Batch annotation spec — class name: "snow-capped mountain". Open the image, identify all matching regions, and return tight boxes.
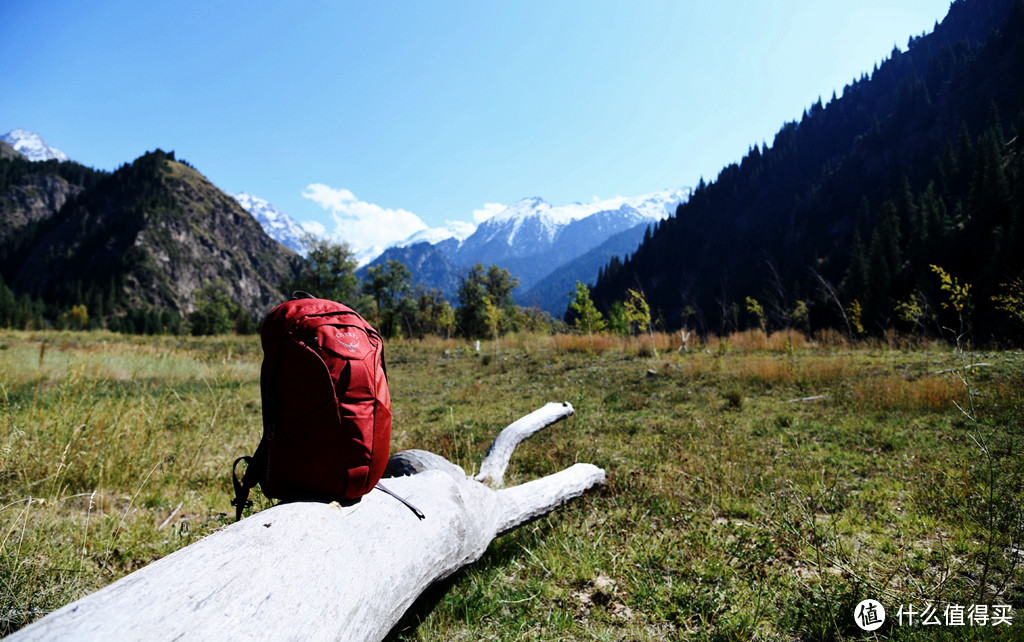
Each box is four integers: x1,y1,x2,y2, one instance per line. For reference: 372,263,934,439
472,197,565,248
362,186,689,311
387,187,688,255
395,220,475,248
232,192,309,256
464,197,563,257
1,128,70,162
353,244,386,268
454,187,688,265
604,187,691,220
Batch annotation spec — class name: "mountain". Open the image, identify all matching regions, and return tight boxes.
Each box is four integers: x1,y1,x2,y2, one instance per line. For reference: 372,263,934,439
451,199,644,295
233,191,309,256
0,139,22,160
1,149,302,329
520,220,653,311
0,151,101,252
394,221,476,248
365,239,463,298
591,0,1024,340
452,189,687,264
361,187,687,312
1,129,70,162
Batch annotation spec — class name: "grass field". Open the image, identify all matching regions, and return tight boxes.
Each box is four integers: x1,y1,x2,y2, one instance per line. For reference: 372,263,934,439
0,329,1021,639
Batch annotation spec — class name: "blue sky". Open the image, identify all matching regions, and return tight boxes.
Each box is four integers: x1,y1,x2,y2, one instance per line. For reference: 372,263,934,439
2,1,953,256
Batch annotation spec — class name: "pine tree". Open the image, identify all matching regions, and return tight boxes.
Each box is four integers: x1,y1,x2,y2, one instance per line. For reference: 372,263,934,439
841,229,868,304
865,202,901,328
568,281,606,351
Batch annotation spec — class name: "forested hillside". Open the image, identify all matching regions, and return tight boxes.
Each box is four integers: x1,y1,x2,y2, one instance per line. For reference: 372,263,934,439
0,150,301,332
592,0,1024,342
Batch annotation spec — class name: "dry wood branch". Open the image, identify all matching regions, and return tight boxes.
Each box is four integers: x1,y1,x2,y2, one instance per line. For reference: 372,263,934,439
787,394,830,403
11,402,604,642
474,401,574,488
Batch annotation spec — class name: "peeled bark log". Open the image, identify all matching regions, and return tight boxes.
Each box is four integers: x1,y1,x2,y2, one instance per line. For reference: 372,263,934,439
474,401,575,488
10,402,604,642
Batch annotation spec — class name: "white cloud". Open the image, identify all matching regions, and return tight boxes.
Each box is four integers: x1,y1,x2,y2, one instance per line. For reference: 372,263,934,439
472,202,506,223
301,183,428,261
300,220,326,236
302,184,357,211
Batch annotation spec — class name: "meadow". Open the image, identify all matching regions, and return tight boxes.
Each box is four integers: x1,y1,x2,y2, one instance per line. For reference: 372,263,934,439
0,328,1021,640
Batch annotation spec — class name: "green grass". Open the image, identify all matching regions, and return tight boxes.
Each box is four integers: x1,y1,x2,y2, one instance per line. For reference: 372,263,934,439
1,329,1022,639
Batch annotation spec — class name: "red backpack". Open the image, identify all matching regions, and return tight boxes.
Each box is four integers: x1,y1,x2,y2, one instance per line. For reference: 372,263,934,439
232,293,403,520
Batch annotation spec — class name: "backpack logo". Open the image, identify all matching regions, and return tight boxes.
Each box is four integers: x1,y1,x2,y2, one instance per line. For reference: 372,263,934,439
336,331,360,352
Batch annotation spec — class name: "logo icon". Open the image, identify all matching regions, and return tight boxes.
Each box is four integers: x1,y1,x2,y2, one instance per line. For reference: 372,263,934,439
335,331,360,352
855,599,886,631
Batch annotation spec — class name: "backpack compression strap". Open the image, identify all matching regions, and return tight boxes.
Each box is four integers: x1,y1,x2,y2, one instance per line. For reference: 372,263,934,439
231,456,256,522
231,459,424,521
376,482,426,519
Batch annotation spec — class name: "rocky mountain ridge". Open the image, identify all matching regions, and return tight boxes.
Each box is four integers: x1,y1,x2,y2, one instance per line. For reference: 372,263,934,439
232,191,309,256
1,149,301,328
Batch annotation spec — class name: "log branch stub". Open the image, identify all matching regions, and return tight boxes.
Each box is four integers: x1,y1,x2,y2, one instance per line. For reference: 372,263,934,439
384,448,465,479
496,463,605,535
474,401,575,488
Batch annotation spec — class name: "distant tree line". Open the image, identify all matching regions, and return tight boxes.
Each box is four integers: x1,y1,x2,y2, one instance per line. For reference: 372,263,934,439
282,235,560,340
0,271,187,334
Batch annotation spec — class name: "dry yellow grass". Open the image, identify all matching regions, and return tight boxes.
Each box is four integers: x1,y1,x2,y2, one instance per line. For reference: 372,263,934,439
547,331,690,355
851,372,962,411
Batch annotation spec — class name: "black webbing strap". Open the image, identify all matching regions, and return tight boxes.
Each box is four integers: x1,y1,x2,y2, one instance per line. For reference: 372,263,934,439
376,482,426,520
231,456,255,521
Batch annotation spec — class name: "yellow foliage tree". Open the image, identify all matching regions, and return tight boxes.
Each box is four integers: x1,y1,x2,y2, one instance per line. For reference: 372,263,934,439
992,275,1024,325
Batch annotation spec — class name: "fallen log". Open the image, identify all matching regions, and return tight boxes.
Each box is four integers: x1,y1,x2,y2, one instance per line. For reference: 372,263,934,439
787,394,830,403
10,401,604,642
